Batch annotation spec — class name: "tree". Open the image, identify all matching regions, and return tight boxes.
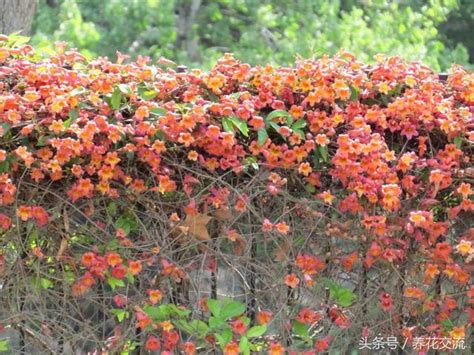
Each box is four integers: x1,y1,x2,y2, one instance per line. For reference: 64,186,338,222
0,0,37,35
30,0,472,70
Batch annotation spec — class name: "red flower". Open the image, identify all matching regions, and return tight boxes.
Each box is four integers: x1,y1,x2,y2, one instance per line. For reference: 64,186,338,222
145,335,161,351
111,264,127,279
231,319,247,335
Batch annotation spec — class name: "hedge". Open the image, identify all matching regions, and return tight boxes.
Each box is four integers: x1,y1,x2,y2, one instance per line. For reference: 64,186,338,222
0,35,473,354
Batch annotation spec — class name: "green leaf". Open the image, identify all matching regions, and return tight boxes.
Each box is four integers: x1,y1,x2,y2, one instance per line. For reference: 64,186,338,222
189,320,209,337
293,129,305,139
228,116,249,137
107,277,125,290
143,304,191,321
0,123,11,137
244,156,259,170
64,109,78,128
64,271,75,284
240,317,250,326
257,128,268,146
118,84,132,95
441,319,454,330
292,119,307,130
0,339,8,352
454,136,462,148
126,272,134,283
111,309,128,322
268,121,281,133
111,88,122,110
174,320,194,334
292,321,309,338
246,324,267,338
209,316,226,329
0,160,11,173
239,336,250,355
222,117,235,134
175,320,208,338
137,84,157,100
37,135,51,147
40,278,53,289
70,87,86,96
318,145,328,163
163,304,190,317
106,202,117,216
350,85,360,101
325,278,355,307
7,32,30,47
144,305,166,321
150,108,167,117
215,327,232,348
207,299,221,318
266,110,292,123
336,288,356,307
115,214,137,235
220,301,246,320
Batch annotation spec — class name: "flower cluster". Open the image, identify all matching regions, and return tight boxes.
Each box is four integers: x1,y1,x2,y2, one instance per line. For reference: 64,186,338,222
0,36,472,353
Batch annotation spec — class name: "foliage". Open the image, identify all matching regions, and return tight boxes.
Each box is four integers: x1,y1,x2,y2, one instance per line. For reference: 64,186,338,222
31,0,471,71
0,34,473,353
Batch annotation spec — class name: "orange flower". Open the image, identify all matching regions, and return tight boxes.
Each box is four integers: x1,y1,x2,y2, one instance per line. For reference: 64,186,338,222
249,116,265,129
378,81,390,94
298,162,312,176
333,79,350,100
48,120,65,134
187,150,199,161
256,310,273,325
135,105,149,120
262,219,273,232
424,263,440,280
275,222,290,234
318,190,335,205
269,342,285,355
106,252,122,267
409,211,427,227
404,287,425,299
381,184,401,212
289,105,304,119
455,240,472,256
299,78,312,92
128,260,142,275
16,205,32,221
315,134,330,146
449,326,465,340
223,341,239,355
104,152,121,166
81,252,96,267
206,125,221,140
144,335,160,351
178,132,195,146
231,319,247,335
314,336,332,352
284,273,300,288
404,75,417,87
457,182,472,199
148,289,163,304
182,342,196,355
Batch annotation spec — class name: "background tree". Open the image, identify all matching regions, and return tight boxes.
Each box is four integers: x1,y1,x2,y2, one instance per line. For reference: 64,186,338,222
0,0,37,35
30,0,472,71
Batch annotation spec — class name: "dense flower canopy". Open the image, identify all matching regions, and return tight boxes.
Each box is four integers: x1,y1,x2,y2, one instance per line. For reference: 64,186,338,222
0,35,473,353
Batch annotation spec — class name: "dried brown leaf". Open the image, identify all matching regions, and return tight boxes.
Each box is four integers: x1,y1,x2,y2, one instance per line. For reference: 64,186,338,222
181,213,212,241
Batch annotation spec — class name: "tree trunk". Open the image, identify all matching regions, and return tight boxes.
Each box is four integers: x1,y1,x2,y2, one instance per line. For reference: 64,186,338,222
174,0,202,63
0,0,37,36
